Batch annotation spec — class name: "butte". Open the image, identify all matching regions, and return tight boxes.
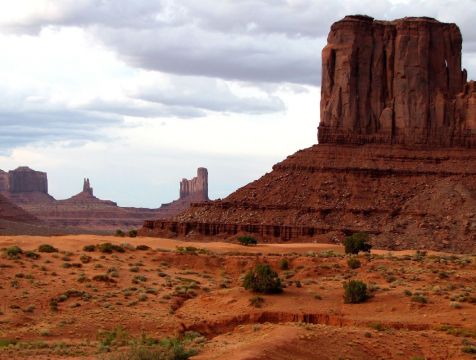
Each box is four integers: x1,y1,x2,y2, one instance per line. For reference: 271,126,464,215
140,16,476,253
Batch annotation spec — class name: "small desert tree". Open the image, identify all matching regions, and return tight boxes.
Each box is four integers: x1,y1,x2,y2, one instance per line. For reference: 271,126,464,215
243,263,282,294
344,232,372,255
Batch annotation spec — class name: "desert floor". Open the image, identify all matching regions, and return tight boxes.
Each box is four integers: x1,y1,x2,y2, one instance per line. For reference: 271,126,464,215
0,235,475,359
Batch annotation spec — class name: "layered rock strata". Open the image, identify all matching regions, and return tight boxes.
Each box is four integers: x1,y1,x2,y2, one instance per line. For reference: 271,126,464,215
141,16,476,253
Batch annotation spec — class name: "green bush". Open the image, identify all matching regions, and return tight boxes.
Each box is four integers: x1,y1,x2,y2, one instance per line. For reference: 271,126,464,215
38,244,58,253
344,232,372,255
243,263,282,294
347,257,361,269
115,229,126,237
129,229,138,238
279,258,289,270
25,251,40,260
238,236,258,246
343,280,368,303
98,243,125,254
4,246,23,259
83,244,96,252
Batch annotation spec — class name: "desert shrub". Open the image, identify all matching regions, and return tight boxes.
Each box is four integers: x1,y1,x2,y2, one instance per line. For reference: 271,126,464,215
83,245,96,252
462,345,476,354
128,229,138,238
24,251,40,260
97,326,130,352
93,274,116,283
343,280,369,303
279,258,289,270
175,246,209,255
344,232,372,255
411,294,428,304
136,244,150,251
115,229,126,237
347,257,361,269
80,254,92,264
4,246,23,259
98,243,125,254
238,236,258,246
243,263,282,294
38,244,58,253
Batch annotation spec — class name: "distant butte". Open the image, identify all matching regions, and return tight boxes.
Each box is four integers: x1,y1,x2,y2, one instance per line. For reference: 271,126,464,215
141,16,476,253
1,167,209,232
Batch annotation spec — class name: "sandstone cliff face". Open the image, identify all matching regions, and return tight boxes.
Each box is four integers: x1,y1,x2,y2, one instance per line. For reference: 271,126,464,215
0,170,8,192
180,168,209,201
8,167,48,193
319,15,476,147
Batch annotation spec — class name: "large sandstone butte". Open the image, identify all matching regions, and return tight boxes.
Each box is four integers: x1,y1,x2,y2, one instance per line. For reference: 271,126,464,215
319,15,476,146
1,167,209,232
141,16,476,253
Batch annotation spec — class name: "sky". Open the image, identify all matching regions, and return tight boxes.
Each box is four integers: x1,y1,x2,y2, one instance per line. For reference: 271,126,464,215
0,0,475,207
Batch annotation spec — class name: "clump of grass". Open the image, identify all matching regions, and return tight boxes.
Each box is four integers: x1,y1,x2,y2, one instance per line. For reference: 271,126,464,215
136,244,150,251
38,244,58,253
80,254,92,263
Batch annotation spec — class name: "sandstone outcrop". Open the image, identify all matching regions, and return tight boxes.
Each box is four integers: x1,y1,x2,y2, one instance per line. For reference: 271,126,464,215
141,16,476,253
180,168,209,202
8,167,48,193
319,15,476,147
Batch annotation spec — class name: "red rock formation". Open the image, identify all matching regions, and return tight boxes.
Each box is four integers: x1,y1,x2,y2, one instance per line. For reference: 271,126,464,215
8,166,48,193
83,178,93,196
319,15,476,147
0,193,38,224
140,16,476,253
2,168,209,232
180,168,209,201
0,170,8,192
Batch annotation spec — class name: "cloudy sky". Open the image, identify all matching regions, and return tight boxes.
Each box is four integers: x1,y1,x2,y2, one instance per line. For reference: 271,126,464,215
0,0,475,207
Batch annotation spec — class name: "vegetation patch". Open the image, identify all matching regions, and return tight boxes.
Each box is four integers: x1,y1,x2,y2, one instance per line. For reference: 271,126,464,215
238,236,258,246
343,280,369,303
343,232,372,255
38,244,58,253
243,263,282,294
